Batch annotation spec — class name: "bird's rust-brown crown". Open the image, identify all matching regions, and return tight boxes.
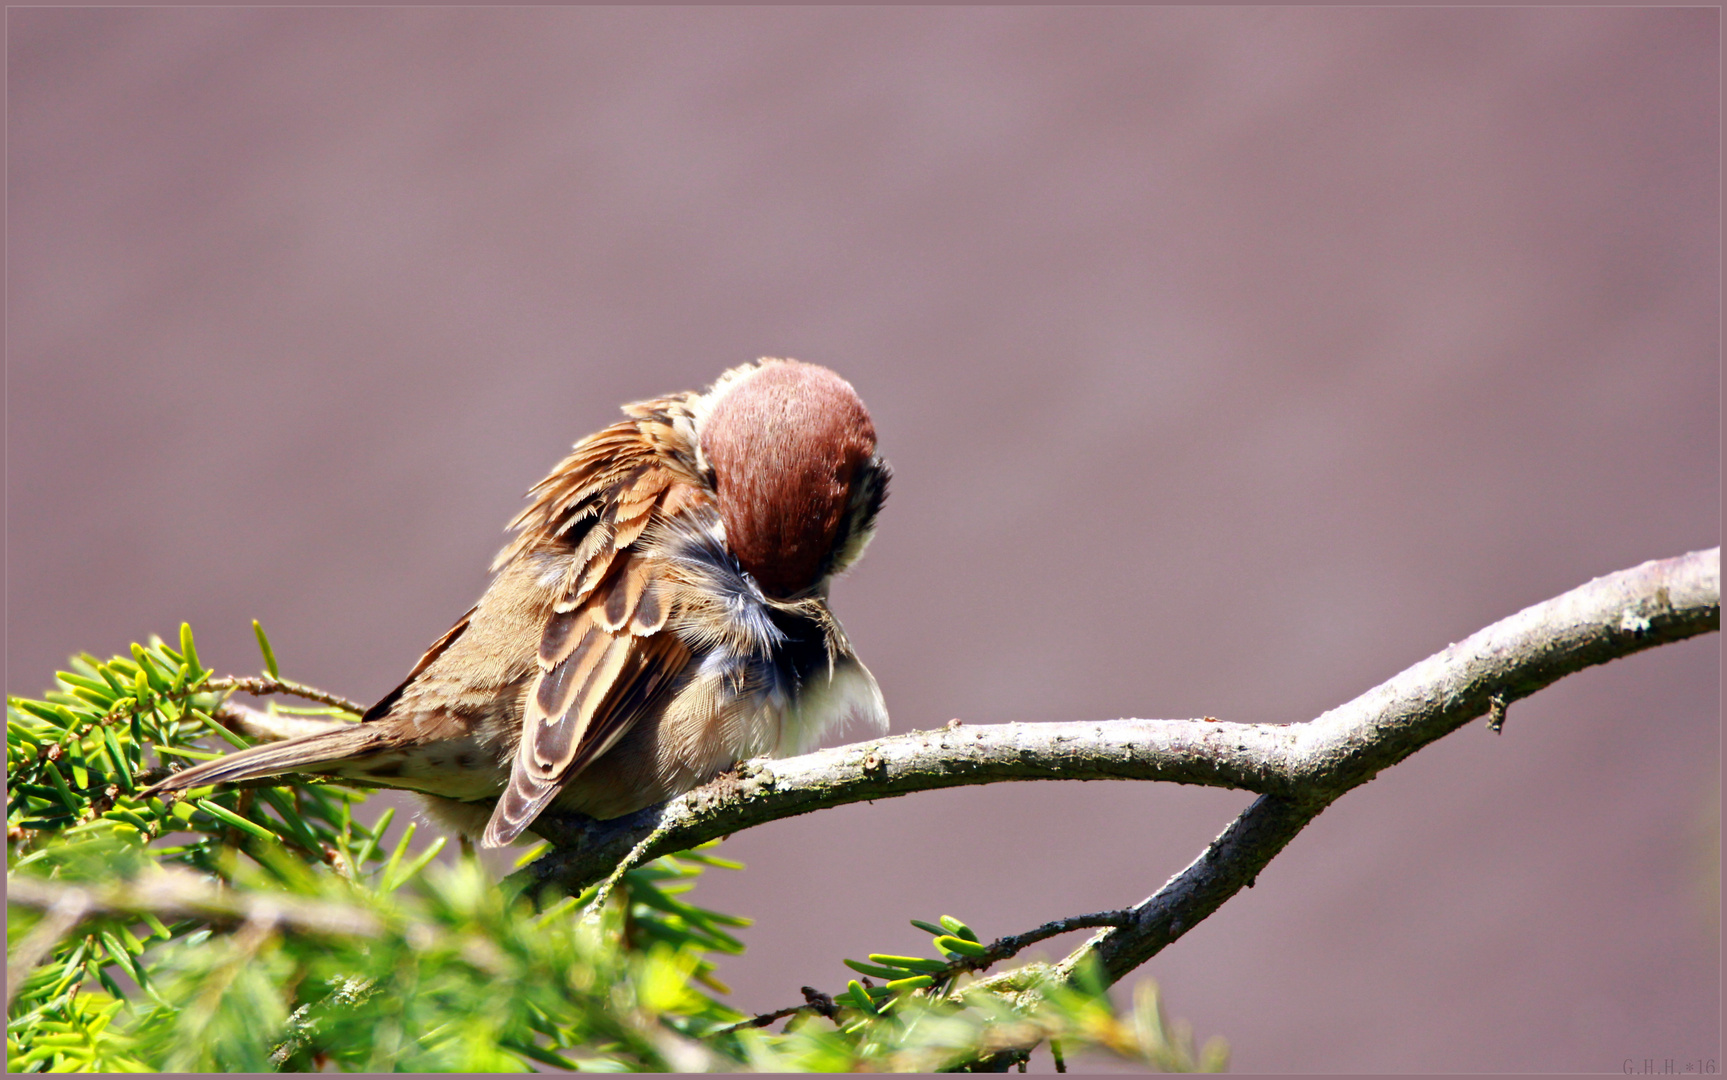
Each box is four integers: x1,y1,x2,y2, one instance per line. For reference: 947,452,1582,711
699,360,879,598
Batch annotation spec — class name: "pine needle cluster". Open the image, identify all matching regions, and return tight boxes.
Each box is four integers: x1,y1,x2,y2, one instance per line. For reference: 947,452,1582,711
8,624,1224,1072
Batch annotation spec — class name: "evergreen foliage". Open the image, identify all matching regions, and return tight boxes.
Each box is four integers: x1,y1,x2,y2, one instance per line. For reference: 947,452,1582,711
8,624,1226,1072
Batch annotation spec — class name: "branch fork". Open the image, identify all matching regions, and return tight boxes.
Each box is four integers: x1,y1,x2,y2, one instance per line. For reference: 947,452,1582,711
516,548,1718,993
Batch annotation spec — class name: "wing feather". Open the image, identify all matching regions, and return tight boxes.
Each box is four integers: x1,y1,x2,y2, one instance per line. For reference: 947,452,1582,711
538,606,589,667
631,580,668,635
482,399,707,847
527,635,634,773
610,507,655,555
485,579,687,846
533,626,604,723
555,522,618,612
598,559,651,633
562,632,687,777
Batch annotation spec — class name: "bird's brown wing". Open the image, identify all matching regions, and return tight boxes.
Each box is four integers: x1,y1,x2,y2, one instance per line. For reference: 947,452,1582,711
483,419,700,848
484,555,686,847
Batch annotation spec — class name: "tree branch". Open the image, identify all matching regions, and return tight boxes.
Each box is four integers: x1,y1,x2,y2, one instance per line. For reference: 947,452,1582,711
515,548,1719,919
1041,793,1315,988
1038,545,1720,987
206,676,367,715
10,550,1714,1046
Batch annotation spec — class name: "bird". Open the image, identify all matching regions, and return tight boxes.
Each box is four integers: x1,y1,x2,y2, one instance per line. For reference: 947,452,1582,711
142,358,891,848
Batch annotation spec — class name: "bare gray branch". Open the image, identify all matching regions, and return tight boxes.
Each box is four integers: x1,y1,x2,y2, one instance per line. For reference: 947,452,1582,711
517,548,1719,940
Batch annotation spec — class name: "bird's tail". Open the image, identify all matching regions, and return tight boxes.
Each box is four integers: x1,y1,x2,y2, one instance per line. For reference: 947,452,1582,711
141,724,386,798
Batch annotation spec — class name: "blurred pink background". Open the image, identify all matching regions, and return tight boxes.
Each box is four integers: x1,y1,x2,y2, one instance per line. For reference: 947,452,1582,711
8,7,1719,1072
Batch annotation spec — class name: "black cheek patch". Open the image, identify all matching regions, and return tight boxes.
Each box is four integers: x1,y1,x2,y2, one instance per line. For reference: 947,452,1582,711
764,605,833,694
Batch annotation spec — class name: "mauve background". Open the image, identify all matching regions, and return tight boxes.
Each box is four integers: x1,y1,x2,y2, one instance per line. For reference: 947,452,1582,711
7,7,1719,1072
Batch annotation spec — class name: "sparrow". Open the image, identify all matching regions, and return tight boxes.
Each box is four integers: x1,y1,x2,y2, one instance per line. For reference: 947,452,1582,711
143,358,891,847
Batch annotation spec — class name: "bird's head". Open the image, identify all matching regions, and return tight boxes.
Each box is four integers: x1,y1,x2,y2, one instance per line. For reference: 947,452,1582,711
697,359,890,599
